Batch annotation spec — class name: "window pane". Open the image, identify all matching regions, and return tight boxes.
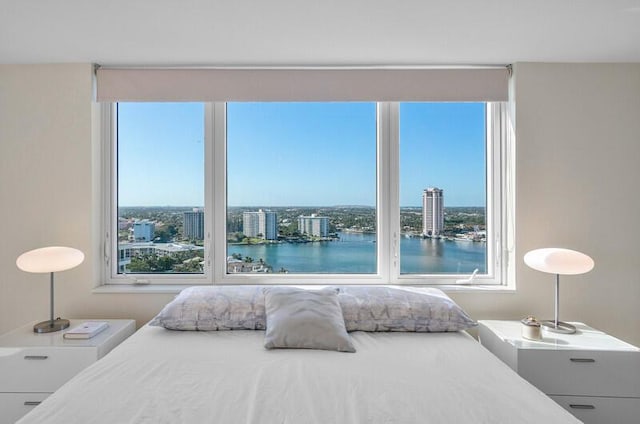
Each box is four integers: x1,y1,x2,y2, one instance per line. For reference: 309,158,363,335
226,102,377,274
399,103,487,274
116,103,205,274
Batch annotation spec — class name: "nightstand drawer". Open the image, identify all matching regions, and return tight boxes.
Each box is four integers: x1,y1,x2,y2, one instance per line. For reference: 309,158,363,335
0,392,50,424
0,347,95,392
519,349,640,397
550,395,640,424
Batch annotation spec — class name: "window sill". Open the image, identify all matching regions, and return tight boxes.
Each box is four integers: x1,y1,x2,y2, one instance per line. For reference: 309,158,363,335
92,284,198,294
92,282,516,295
437,284,515,293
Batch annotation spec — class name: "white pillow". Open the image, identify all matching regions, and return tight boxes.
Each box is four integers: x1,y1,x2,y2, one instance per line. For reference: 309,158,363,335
336,286,477,332
263,287,356,353
149,286,265,330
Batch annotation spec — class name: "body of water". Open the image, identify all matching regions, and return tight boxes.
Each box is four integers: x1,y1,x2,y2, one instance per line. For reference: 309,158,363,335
228,232,486,274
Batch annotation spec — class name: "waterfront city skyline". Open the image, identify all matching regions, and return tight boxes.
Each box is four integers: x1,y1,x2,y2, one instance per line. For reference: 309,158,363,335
118,205,487,275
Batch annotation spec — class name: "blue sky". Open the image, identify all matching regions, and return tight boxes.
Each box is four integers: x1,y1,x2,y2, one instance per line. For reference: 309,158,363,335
118,102,485,207
118,103,205,207
400,102,486,207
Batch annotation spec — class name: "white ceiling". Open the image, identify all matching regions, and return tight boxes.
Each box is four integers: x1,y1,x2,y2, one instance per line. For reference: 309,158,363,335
2,0,639,66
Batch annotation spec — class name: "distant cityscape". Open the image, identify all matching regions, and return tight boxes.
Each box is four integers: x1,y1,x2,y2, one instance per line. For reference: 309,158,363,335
117,188,486,274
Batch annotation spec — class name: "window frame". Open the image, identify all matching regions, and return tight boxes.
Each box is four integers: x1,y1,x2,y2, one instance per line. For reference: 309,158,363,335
101,103,212,285
394,102,503,285
101,101,509,286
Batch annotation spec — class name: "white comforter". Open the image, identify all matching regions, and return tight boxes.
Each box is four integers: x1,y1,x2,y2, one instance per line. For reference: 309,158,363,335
19,326,579,424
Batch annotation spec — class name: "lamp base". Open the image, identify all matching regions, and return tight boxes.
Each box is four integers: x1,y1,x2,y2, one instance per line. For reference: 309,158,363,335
541,320,576,334
33,318,70,333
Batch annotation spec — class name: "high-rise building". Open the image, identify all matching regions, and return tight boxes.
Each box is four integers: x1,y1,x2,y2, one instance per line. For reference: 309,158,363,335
133,220,155,242
243,209,277,240
243,212,260,238
298,214,329,237
422,188,444,236
183,208,205,240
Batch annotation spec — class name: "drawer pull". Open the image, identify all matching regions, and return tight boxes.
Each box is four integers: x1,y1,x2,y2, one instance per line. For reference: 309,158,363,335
569,358,595,363
24,355,49,360
24,401,42,406
569,404,595,410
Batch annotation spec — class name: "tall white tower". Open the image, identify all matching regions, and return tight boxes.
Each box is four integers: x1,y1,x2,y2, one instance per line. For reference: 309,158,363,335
422,188,444,236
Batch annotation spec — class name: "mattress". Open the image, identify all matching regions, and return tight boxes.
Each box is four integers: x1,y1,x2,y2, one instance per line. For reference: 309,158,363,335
18,325,579,424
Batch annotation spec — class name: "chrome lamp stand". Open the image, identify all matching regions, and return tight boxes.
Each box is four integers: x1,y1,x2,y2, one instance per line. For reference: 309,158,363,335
33,271,70,333
540,273,576,334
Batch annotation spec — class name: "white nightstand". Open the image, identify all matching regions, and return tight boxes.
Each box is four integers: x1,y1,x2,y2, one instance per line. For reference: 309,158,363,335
478,320,640,424
0,319,135,424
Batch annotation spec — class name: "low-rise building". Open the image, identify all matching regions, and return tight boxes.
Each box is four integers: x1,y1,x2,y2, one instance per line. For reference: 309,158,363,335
132,220,155,241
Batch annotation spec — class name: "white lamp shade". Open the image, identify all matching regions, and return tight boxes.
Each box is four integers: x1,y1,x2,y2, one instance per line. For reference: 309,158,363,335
524,248,594,275
16,246,85,273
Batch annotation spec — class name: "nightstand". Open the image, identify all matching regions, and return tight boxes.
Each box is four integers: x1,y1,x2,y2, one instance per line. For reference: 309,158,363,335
478,320,640,424
0,319,135,424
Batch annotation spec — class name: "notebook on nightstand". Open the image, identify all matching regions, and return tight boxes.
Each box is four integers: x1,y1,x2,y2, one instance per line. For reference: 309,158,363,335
63,321,109,339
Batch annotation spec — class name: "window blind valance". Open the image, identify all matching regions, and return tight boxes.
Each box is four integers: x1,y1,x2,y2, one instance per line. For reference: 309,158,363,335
95,67,509,102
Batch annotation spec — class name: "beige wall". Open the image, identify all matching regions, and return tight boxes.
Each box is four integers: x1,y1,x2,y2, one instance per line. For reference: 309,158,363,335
1,63,639,345
453,63,640,345
0,64,171,332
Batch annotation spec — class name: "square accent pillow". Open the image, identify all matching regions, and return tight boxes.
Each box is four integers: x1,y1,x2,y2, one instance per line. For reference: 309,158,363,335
264,287,356,353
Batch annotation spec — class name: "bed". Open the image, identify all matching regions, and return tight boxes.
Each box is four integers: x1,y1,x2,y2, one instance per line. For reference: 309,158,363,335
17,286,580,424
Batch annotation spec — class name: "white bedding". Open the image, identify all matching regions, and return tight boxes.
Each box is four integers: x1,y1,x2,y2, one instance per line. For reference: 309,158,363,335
19,326,579,424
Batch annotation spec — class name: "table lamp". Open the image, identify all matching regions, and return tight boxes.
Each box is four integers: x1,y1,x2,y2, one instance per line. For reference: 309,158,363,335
16,246,85,333
524,247,594,334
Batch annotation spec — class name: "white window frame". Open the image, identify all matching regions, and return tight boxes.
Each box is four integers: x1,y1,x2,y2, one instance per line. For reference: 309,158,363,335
101,103,212,285
394,102,504,285
101,102,509,286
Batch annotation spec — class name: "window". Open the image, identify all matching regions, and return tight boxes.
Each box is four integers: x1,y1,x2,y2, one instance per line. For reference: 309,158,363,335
399,103,488,276
104,101,508,285
225,102,377,274
108,103,207,280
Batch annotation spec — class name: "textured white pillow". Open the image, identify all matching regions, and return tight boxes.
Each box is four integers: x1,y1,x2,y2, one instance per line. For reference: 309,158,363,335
264,287,356,353
337,286,477,332
149,286,266,330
